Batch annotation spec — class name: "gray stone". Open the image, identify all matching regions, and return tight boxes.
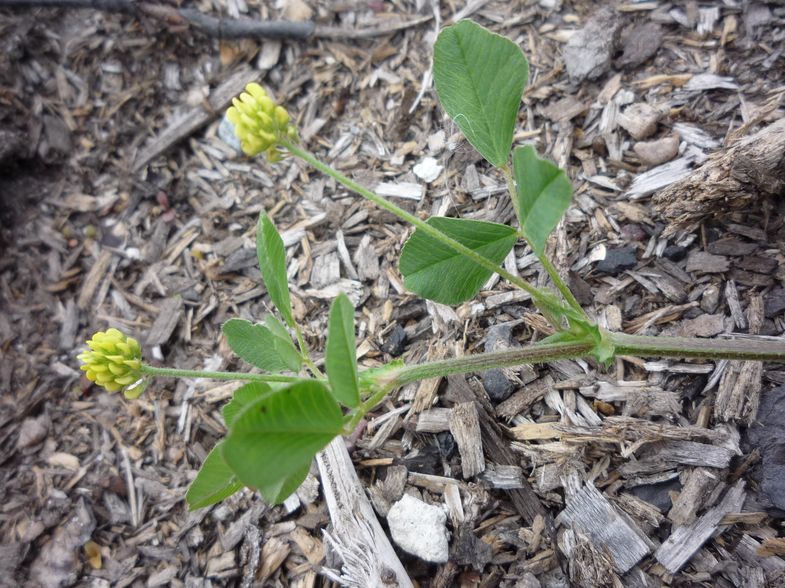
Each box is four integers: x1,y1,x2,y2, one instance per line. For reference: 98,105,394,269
482,369,515,403
484,323,513,352
596,246,637,275
616,22,663,69
563,8,621,82
482,323,517,402
387,494,449,563
634,135,680,166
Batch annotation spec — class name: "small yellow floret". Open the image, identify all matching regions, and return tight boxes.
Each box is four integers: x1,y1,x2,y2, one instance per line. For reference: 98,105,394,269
225,82,298,160
78,328,144,396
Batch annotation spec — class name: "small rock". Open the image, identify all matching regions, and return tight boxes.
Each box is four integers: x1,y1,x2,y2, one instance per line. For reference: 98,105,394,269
618,103,664,140
381,324,407,357
482,324,516,403
595,246,637,275
616,22,663,69
563,7,621,82
700,283,721,313
412,157,443,183
17,413,50,449
387,494,449,563
427,130,446,153
484,323,513,351
482,369,515,403
633,135,680,166
662,245,687,262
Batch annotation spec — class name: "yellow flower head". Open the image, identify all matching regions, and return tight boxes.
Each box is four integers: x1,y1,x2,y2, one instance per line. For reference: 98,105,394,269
226,82,298,160
78,329,144,395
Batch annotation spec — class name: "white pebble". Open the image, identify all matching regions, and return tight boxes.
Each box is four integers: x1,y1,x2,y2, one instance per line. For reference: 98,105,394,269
412,157,443,183
387,494,449,563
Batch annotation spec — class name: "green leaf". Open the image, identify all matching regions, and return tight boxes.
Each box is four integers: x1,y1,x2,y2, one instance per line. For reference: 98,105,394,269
325,293,360,408
222,318,302,373
433,20,529,167
512,145,573,257
399,217,517,305
222,381,342,495
222,382,272,427
258,462,310,504
265,314,292,343
186,441,243,510
257,213,295,327
263,314,303,370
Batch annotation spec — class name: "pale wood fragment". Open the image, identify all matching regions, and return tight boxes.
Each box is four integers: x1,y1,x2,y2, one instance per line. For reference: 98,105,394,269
317,438,412,588
595,380,681,417
480,463,524,490
145,297,184,346
508,422,559,441
556,478,652,573
668,467,721,525
653,118,785,235
414,408,451,433
449,402,485,479
77,250,113,309
714,295,764,424
735,534,785,578
494,376,552,421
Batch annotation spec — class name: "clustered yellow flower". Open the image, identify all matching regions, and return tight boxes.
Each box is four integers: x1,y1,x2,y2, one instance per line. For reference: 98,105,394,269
77,329,143,395
226,82,298,161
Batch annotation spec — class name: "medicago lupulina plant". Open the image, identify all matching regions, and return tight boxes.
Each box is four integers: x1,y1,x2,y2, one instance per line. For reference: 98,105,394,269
79,21,785,509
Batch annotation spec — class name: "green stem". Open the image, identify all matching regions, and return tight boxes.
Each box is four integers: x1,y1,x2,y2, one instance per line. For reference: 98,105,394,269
343,382,396,434
501,165,587,320
343,339,595,432
294,324,323,377
387,340,595,386
610,333,785,362
282,140,558,315
539,255,587,319
140,365,305,384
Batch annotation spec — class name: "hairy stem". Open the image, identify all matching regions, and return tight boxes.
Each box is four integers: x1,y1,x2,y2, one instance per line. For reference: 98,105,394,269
610,333,785,362
293,324,323,377
141,365,305,383
387,340,595,386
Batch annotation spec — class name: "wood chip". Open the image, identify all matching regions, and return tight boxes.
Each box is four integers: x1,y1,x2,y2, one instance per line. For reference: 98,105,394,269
449,402,485,479
557,478,652,573
655,480,746,574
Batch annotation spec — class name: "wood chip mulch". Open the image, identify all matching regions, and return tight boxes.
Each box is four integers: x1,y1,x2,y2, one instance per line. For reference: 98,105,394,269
2,1,785,586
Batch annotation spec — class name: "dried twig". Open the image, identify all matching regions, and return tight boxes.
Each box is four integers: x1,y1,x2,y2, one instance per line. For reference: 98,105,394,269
0,0,431,40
